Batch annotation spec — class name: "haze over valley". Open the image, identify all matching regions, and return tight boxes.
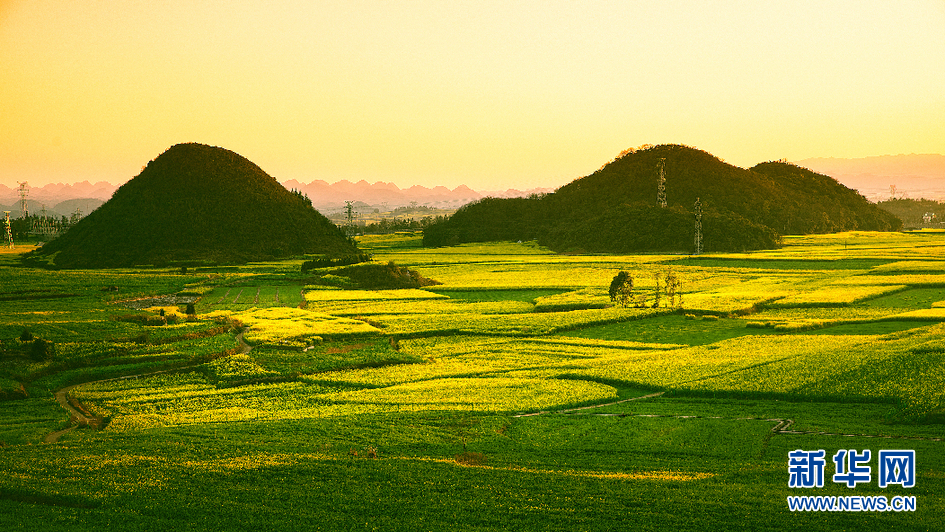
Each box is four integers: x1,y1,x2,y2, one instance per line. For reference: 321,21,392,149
3,152,942,223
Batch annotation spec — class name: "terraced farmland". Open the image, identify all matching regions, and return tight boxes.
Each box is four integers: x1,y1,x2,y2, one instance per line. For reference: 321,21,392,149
1,231,943,531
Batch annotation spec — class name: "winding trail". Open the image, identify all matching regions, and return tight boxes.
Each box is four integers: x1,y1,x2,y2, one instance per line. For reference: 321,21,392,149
43,384,94,443
43,332,250,444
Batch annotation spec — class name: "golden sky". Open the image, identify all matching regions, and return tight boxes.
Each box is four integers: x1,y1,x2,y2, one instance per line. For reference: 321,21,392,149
2,0,943,190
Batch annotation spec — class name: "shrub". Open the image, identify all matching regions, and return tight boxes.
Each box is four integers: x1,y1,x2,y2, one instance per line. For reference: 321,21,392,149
301,253,371,273
30,338,55,361
323,262,440,290
19,329,34,342
609,271,633,308
454,451,487,466
110,313,150,324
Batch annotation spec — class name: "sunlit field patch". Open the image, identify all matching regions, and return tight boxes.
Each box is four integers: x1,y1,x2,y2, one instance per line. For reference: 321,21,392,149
208,307,380,347
870,260,945,274
533,287,610,312
374,306,668,336
195,284,305,311
302,298,535,317
302,289,448,302
557,314,770,346
765,284,908,308
331,377,617,414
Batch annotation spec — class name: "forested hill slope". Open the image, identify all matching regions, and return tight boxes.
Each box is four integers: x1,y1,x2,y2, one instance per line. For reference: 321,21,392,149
423,144,901,253
32,143,358,268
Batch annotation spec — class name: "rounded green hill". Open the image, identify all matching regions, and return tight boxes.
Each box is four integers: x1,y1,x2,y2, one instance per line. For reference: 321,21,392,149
424,144,902,252
34,143,358,268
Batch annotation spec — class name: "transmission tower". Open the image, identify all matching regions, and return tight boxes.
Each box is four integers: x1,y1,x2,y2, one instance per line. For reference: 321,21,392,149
3,211,13,249
33,205,58,238
344,201,355,223
17,182,29,217
693,197,703,255
343,200,357,237
657,158,667,208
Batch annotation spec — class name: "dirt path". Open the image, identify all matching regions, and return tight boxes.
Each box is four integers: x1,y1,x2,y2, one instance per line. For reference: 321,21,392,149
43,383,94,443
43,332,250,444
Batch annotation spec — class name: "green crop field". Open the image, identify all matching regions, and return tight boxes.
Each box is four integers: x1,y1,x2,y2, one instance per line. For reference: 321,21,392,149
1,231,944,531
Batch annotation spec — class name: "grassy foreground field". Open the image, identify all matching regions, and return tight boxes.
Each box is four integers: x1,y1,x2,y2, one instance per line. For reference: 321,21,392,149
1,231,944,531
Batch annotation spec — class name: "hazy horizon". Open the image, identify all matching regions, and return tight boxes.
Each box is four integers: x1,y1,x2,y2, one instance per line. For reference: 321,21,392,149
3,1,943,190
3,151,943,194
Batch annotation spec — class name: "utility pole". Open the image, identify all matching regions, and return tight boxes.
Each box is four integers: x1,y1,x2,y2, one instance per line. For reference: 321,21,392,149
17,182,29,217
693,197,703,255
3,211,13,248
657,158,667,208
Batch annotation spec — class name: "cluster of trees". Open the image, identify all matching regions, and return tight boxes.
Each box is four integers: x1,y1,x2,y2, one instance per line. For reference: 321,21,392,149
0,329,56,362
423,197,543,247
300,253,371,273
361,216,447,235
5,214,81,242
609,270,682,309
877,198,944,227
423,193,779,253
423,145,900,253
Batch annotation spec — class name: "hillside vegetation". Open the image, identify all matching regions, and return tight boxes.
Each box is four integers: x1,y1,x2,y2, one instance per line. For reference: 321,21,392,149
877,198,944,227
31,143,358,268
424,145,901,252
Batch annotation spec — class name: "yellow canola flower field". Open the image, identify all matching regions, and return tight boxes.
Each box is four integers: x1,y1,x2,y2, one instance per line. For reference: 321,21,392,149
54,231,945,437
565,334,867,389
886,308,945,320
766,284,907,308
842,274,945,286
93,374,617,430
414,264,632,290
303,298,534,317
374,306,668,336
303,289,448,302
328,377,617,414
208,307,380,346
869,260,945,274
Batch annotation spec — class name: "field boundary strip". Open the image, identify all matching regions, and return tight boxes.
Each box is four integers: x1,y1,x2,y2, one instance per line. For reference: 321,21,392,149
561,413,945,442
514,392,944,443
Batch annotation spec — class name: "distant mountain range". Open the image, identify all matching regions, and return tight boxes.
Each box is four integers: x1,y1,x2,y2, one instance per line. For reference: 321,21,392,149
0,181,115,219
280,179,552,212
0,179,552,218
794,154,945,201
4,152,939,218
